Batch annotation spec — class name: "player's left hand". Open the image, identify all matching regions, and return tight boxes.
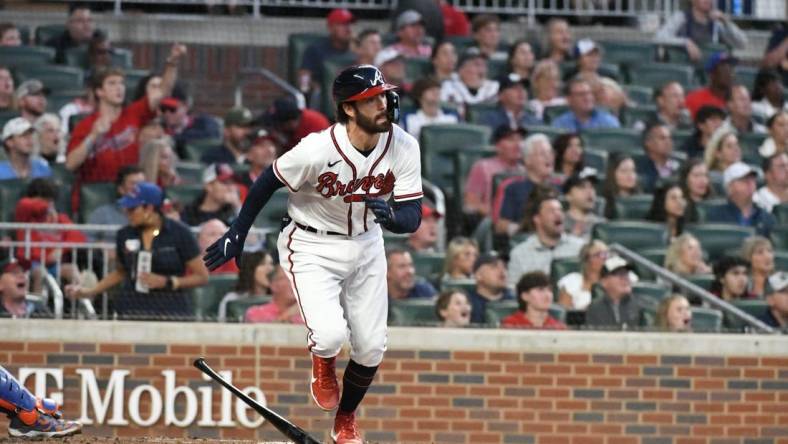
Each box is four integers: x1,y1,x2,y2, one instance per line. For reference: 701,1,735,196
203,225,246,271
365,197,395,226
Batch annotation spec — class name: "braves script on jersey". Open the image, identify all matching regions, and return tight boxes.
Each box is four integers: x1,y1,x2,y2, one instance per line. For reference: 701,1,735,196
273,123,423,235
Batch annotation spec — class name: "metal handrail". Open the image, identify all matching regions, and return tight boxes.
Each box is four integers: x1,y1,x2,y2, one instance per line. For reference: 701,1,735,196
234,68,306,111
611,243,776,334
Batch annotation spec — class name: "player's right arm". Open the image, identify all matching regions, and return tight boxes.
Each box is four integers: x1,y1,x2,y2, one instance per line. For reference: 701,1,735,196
203,165,285,270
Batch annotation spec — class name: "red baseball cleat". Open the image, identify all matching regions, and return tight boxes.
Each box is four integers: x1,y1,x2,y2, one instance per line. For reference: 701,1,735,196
331,410,363,444
310,354,339,411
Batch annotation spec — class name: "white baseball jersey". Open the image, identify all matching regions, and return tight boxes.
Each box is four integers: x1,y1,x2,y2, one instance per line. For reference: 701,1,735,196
273,123,423,236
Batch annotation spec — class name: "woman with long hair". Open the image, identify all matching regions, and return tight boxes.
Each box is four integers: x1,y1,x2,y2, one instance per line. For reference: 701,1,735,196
678,158,713,222
506,39,535,83
430,40,458,82
553,133,584,182
740,236,775,298
602,152,640,219
758,111,788,158
557,240,609,310
704,128,742,180
527,59,566,121
664,233,711,276
655,294,692,332
646,181,687,238
441,237,479,282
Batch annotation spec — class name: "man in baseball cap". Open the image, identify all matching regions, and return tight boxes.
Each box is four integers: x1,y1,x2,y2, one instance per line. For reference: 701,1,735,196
298,8,355,96
685,51,737,118
562,167,603,239
0,117,52,180
200,107,254,165
586,256,645,329
159,84,221,157
385,10,431,59
707,162,776,236
481,73,540,129
761,271,788,329
180,163,240,227
260,96,329,153
15,79,48,123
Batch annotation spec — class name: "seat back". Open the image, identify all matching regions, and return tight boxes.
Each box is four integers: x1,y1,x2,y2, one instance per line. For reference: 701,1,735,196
226,296,272,323
614,194,654,220
389,299,440,327
632,281,670,307
685,224,755,258
691,307,723,332
254,188,289,229
623,85,654,106
550,257,580,289
165,184,204,208
591,221,668,250
581,128,642,153
0,46,55,67
183,138,222,162
79,182,116,223
420,124,491,190
412,252,446,285
485,300,518,326
34,24,66,45
630,63,696,90
16,65,84,91
635,248,667,281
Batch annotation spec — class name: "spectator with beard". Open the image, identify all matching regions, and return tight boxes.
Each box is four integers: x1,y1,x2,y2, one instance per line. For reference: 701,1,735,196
298,8,355,98
201,107,255,164
467,252,513,324
180,163,241,227
563,167,604,240
754,153,788,212
440,48,499,108
261,97,330,154
159,86,221,157
406,205,441,254
435,289,472,328
15,80,48,124
503,271,567,329
508,187,584,285
721,85,767,134
0,118,52,180
0,66,14,111
386,248,438,300
32,114,64,165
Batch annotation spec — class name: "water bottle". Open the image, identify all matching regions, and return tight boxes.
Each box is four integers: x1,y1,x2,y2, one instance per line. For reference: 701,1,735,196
731,0,743,16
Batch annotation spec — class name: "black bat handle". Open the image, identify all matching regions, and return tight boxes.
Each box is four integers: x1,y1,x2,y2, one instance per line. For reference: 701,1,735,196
193,358,322,444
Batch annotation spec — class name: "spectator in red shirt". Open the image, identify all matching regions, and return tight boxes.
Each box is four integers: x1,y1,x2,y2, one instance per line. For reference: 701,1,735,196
438,0,470,37
685,52,736,119
502,271,567,329
66,44,187,208
261,96,330,153
245,265,305,324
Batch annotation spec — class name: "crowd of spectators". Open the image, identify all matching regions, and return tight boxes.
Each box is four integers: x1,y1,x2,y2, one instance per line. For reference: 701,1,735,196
0,2,786,332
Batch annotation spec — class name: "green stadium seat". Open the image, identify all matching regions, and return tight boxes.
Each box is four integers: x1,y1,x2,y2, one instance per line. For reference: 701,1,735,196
165,184,203,207
581,128,642,153
549,257,580,289
686,274,715,292
404,58,432,82
47,89,83,113
735,66,759,93
726,299,769,331
320,54,357,116
591,221,668,250
485,301,566,327
693,198,727,223
123,69,152,95
16,65,84,92
773,251,788,271
524,125,569,139
738,132,767,152
772,204,788,225
254,188,288,229
192,286,223,322
623,85,654,106
543,105,570,124
79,182,116,223
287,33,325,84
440,278,476,294
685,224,755,258
226,296,272,322
487,59,508,79
599,41,657,68
770,226,788,250
174,163,204,184
635,248,667,281
662,43,726,67
454,147,496,210
0,179,29,222
65,46,133,70
465,103,498,125
0,110,21,133
691,307,723,332
614,194,653,220
420,123,491,191
583,148,608,173
383,232,409,249
34,24,66,45
183,138,222,162
412,252,446,284
622,105,657,128
629,63,696,91
389,299,439,327
0,46,55,67
17,25,31,46
632,281,670,307
671,130,693,149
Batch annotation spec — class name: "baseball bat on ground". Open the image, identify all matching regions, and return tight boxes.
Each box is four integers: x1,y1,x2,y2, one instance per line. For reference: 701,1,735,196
193,357,322,444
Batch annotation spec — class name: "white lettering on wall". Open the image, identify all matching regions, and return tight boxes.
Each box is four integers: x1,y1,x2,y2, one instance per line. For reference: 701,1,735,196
19,368,63,406
128,384,163,427
76,368,130,426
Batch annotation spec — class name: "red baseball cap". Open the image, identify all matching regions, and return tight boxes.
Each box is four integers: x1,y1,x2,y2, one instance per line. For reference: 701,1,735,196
422,204,442,219
327,8,354,25
160,97,183,109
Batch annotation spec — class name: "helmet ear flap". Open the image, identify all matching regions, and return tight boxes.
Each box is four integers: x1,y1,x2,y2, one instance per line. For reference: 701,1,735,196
386,90,400,124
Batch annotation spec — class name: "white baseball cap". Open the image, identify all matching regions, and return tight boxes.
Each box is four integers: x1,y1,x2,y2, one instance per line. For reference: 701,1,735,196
2,117,33,142
574,38,600,57
374,47,403,67
768,271,788,294
723,162,758,188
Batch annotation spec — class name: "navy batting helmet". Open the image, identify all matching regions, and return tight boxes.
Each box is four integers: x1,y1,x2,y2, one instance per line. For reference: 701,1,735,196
332,64,400,123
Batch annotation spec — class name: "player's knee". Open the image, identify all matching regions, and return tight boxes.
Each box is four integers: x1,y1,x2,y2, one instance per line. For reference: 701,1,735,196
315,327,347,355
351,337,386,367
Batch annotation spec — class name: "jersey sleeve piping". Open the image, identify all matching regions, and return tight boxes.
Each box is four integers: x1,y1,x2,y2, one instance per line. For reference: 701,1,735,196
393,191,424,202
273,159,298,192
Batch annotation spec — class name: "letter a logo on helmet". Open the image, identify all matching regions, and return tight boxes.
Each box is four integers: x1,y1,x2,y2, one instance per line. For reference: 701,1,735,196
332,65,397,104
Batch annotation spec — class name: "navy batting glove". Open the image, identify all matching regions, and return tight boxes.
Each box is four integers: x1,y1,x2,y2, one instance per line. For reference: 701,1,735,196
203,225,246,271
365,197,395,226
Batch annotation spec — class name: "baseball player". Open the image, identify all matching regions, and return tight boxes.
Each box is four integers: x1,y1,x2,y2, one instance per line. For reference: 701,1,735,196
204,65,423,443
0,365,82,439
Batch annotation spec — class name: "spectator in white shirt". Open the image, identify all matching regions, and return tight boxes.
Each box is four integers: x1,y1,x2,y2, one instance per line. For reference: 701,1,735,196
751,69,786,121
758,111,788,158
753,152,788,213
402,77,458,141
440,47,499,108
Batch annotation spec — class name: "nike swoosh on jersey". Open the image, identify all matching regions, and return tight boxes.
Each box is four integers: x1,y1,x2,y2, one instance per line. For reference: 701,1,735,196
328,160,341,167
223,238,231,256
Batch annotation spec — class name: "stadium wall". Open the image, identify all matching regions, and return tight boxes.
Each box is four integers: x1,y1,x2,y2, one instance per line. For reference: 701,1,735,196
2,319,788,443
